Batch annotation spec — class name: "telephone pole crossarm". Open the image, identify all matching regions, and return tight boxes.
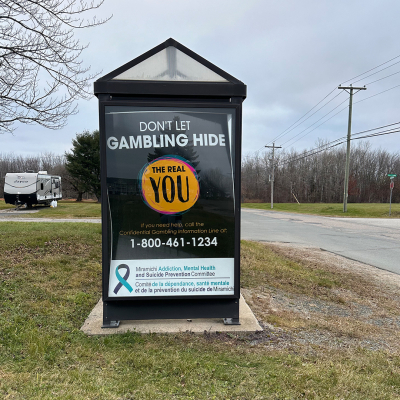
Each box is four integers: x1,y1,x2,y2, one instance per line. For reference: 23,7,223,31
337,86,367,90
265,142,282,209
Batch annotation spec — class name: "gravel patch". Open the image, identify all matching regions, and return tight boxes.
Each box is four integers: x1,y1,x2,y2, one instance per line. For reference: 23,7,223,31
0,208,39,214
242,243,400,353
294,329,393,352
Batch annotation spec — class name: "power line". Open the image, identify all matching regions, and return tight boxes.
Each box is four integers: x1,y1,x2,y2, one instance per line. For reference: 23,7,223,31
268,91,344,145
276,128,400,167
276,142,345,166
278,136,343,165
354,129,400,140
281,84,400,150
341,53,400,85
365,69,400,85
280,97,349,147
351,59,400,84
312,116,400,150
250,144,269,157
275,121,400,165
350,121,400,136
249,90,342,156
298,124,400,159
281,104,349,149
264,87,339,147
354,83,400,104
255,53,400,157
266,54,400,149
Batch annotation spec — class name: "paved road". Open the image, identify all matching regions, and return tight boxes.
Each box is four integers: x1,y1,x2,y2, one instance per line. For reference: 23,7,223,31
2,208,400,274
241,208,400,275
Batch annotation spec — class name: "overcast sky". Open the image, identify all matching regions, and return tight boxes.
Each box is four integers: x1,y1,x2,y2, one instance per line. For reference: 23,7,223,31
3,0,400,159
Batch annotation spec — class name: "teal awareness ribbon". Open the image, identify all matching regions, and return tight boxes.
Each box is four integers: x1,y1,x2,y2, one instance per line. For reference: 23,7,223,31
113,264,133,294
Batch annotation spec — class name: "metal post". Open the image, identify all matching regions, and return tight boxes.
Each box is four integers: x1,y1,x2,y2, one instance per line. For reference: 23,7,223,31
389,178,394,216
338,85,366,212
265,142,281,209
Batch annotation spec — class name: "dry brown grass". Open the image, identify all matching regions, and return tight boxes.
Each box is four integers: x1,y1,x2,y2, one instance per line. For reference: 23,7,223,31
241,240,400,353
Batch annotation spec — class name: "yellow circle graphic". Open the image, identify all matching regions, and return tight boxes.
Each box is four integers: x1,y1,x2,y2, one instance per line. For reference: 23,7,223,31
140,156,200,214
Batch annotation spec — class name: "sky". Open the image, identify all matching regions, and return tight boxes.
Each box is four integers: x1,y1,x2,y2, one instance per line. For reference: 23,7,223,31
2,0,400,159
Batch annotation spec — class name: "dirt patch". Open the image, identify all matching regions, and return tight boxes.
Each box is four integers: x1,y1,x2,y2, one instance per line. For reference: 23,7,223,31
268,242,400,288
241,242,400,354
202,326,295,349
0,208,39,214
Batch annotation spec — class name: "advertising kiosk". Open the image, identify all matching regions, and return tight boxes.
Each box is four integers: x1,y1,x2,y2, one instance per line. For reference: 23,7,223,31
94,38,246,327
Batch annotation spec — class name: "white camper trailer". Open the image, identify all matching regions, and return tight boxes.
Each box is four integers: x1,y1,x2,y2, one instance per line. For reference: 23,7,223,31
4,171,62,207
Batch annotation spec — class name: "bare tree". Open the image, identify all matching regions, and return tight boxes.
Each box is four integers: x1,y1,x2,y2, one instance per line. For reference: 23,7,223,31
0,0,110,133
242,141,399,204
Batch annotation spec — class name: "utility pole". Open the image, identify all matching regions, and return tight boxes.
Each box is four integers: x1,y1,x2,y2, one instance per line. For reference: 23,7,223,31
265,142,282,209
338,84,366,212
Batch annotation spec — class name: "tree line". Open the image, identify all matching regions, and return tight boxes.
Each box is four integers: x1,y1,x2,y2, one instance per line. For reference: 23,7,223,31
2,138,399,204
242,142,400,203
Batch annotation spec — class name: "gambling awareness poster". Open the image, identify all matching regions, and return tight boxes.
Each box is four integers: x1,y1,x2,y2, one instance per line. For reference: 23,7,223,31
104,105,237,299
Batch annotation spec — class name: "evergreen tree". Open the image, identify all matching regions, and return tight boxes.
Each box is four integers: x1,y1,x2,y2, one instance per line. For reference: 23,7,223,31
65,130,100,201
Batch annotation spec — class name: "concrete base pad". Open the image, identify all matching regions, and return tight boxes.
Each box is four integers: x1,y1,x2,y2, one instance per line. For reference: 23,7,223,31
81,294,262,335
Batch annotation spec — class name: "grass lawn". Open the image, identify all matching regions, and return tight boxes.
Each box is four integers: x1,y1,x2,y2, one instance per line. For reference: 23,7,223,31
242,202,400,218
0,199,101,218
1,223,400,399
0,200,14,210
